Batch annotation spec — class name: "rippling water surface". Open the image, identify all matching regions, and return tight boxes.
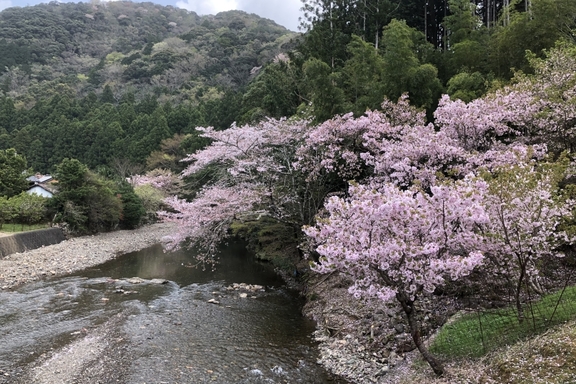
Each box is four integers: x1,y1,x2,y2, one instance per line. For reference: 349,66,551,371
0,243,346,383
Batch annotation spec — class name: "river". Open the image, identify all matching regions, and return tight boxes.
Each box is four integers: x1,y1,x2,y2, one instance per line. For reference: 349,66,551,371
0,243,347,383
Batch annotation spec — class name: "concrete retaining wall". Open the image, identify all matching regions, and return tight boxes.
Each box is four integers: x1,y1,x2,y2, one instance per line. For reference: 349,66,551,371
0,228,66,258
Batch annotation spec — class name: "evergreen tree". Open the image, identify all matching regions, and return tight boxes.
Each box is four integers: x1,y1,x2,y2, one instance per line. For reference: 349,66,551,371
100,84,115,104
51,158,123,234
342,35,386,115
0,148,28,198
304,57,346,122
116,182,145,229
381,19,443,109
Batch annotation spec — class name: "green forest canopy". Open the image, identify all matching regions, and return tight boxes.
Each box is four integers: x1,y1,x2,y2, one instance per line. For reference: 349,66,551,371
0,0,574,176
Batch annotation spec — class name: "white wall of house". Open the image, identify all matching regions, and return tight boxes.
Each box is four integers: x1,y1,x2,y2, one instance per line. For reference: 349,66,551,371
26,186,53,198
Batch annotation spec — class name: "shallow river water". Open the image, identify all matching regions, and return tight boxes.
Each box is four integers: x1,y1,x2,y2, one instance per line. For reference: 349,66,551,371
0,243,347,383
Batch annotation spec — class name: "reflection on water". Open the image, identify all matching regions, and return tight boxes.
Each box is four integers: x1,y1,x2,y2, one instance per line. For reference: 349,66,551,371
0,242,346,383
82,242,287,288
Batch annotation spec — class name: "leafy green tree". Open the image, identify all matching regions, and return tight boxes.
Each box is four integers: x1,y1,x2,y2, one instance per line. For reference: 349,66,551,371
492,0,576,78
133,184,165,224
117,102,137,132
0,148,28,198
88,121,125,169
342,35,386,115
0,131,10,151
444,0,482,46
241,60,303,121
381,19,443,109
450,39,489,75
165,104,206,135
202,91,243,130
135,95,159,115
10,192,47,228
299,1,352,68
0,196,15,229
100,84,115,104
446,71,488,102
145,133,199,172
381,19,420,95
129,107,171,163
116,182,145,229
51,158,122,234
56,158,88,191
303,57,345,122
0,98,18,133
443,0,489,76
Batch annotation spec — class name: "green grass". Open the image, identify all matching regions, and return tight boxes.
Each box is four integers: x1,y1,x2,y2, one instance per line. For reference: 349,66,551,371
430,286,576,359
0,223,50,233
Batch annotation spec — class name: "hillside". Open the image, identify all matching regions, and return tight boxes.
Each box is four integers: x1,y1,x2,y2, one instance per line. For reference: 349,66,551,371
0,2,298,173
0,1,297,106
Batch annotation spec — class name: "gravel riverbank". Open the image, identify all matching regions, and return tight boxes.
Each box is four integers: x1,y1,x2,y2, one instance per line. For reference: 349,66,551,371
0,225,564,384
0,224,437,383
0,223,440,384
0,223,176,290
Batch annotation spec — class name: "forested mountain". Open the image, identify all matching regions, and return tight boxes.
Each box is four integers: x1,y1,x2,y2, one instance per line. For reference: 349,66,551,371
0,1,295,105
1,0,574,177
0,2,296,173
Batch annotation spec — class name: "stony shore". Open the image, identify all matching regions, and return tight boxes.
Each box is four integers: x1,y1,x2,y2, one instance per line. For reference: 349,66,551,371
0,224,453,383
0,223,176,290
300,272,428,384
1,225,567,384
0,223,400,383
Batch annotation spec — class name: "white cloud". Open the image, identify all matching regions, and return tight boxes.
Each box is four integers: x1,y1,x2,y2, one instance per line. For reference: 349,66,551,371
176,0,303,31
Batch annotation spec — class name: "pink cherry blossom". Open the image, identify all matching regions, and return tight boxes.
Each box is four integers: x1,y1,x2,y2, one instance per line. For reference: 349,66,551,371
306,176,488,304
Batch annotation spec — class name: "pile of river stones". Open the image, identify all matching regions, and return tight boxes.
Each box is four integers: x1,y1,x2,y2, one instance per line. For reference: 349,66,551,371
301,272,459,383
207,283,266,304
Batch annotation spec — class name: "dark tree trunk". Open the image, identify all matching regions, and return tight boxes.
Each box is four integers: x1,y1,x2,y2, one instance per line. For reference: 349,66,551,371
515,256,527,323
396,290,445,376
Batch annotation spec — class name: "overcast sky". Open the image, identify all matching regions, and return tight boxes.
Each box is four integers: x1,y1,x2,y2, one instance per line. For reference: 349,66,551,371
176,0,303,31
2,0,304,31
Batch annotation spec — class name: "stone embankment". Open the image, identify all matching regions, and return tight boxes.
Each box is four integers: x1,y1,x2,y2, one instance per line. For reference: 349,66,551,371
0,223,175,290
0,228,66,258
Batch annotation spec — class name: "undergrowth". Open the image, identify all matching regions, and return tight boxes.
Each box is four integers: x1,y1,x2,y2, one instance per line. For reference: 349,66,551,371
0,223,50,233
229,216,301,272
430,286,576,359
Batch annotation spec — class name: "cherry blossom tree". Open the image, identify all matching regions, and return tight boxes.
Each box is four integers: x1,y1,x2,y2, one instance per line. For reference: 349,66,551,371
434,90,539,151
478,155,574,322
518,43,576,153
129,168,182,195
159,185,261,261
296,95,466,188
159,118,339,260
435,43,576,154
305,178,489,375
433,52,576,320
